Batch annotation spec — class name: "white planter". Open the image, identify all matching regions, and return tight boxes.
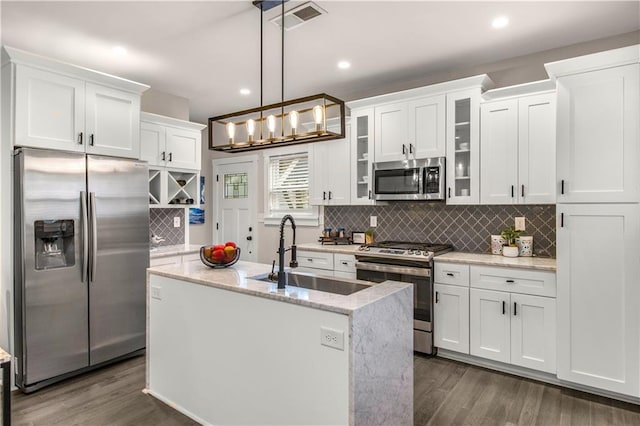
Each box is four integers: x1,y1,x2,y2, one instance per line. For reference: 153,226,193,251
502,246,519,258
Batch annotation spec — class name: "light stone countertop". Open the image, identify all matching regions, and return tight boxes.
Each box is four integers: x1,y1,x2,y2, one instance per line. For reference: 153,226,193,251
296,243,363,255
435,252,556,271
0,347,11,364
147,260,411,315
149,244,201,259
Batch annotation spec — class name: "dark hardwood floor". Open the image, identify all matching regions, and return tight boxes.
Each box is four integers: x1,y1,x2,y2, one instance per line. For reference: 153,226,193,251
11,354,640,425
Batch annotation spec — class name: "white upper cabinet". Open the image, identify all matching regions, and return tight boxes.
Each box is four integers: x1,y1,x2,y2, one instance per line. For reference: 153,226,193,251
140,112,205,172
375,95,446,163
551,60,639,203
374,102,407,162
518,94,556,204
310,126,351,205
407,95,446,158
480,89,556,205
85,83,141,158
556,203,640,396
14,64,86,152
6,47,148,159
349,108,375,205
446,89,482,204
480,99,519,204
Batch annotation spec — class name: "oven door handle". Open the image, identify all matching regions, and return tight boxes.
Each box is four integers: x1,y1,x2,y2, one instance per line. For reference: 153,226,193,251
355,262,431,277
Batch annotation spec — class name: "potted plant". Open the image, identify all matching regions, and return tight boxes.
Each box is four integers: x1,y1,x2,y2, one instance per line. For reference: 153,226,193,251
500,226,523,258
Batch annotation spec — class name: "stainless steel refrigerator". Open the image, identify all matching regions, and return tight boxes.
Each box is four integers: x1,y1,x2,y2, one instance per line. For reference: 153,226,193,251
14,147,149,392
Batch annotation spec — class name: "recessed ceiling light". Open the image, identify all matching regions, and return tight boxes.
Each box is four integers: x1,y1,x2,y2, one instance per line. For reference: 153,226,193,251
337,61,351,70
491,16,509,29
112,46,127,56
240,88,251,95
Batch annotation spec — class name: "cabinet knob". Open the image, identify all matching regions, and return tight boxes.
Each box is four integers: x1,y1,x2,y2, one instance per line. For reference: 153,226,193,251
502,301,506,315
435,291,439,303
323,191,326,201
368,190,372,199
446,273,454,277
521,184,525,198
161,151,166,161
89,134,95,146
341,261,348,265
561,179,565,195
513,302,518,316
246,236,252,241
328,191,332,200
78,132,83,145
511,185,515,198
402,144,406,155
168,152,173,162
505,279,514,283
409,143,414,154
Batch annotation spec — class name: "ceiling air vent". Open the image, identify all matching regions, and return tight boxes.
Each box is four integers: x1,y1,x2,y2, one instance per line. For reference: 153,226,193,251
270,2,327,30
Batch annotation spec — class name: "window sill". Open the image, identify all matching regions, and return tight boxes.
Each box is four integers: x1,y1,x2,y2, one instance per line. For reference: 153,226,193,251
262,214,320,227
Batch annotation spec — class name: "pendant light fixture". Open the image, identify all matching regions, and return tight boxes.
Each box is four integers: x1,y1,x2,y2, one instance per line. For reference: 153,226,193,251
208,1,345,153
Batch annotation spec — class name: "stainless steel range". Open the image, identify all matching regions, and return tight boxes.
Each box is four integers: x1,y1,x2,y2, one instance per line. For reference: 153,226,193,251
355,241,452,355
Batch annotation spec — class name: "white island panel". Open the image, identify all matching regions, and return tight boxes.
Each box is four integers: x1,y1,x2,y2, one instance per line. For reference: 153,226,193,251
148,274,350,425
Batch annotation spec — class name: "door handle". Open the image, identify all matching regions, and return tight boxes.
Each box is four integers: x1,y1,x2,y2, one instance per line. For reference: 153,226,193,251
89,192,98,282
502,300,506,315
246,236,253,241
78,132,84,145
80,191,88,283
89,134,95,146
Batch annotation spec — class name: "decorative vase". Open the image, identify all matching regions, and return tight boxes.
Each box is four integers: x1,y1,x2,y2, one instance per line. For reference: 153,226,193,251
502,246,519,258
516,236,533,257
490,235,507,255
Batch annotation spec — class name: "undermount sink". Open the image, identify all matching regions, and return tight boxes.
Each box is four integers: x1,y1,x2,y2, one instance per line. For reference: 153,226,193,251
252,271,371,295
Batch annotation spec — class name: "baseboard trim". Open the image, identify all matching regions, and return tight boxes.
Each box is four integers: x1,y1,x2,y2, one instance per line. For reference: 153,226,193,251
144,388,210,425
437,349,640,406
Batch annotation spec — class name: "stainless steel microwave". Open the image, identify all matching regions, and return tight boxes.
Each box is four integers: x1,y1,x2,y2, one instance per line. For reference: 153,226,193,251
372,157,445,201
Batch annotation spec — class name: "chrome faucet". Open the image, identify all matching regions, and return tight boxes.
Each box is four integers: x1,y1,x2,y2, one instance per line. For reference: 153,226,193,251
277,214,298,289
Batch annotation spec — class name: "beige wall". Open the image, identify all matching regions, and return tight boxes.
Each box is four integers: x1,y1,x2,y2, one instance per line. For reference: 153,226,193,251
190,31,640,262
141,89,190,121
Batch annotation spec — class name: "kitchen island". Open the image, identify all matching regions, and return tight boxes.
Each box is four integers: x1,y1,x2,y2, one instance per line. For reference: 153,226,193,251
145,260,413,426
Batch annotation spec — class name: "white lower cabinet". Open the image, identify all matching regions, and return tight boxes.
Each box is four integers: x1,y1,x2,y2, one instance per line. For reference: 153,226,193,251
470,288,556,373
468,265,557,374
434,283,469,354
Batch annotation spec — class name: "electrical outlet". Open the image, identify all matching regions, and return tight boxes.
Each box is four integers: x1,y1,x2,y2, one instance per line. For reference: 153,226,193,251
173,217,180,228
320,327,344,350
370,215,377,227
151,286,162,300
515,217,526,231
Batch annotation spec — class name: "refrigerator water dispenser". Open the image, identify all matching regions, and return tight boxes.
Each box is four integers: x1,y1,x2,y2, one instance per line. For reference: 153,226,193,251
34,220,75,270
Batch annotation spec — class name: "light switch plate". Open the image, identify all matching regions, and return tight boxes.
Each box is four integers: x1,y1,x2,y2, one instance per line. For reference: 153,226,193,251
174,217,181,228
515,217,526,231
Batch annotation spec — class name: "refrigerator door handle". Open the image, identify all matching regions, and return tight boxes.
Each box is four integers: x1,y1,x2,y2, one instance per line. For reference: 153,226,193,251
81,191,89,283
89,192,98,282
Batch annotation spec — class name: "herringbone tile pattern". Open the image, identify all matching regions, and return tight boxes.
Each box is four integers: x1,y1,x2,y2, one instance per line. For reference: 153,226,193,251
325,204,556,257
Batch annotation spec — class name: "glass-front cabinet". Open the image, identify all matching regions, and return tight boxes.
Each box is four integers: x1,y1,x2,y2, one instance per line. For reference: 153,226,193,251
446,89,481,204
350,108,375,205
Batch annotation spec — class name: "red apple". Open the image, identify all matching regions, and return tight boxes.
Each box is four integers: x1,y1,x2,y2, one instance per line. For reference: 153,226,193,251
212,249,225,262
225,241,237,248
213,244,225,251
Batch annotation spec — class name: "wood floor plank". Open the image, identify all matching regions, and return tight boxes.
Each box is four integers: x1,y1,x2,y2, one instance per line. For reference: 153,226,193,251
11,354,640,425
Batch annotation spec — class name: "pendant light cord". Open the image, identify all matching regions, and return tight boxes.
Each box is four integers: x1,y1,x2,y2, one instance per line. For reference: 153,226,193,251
281,0,285,137
260,2,263,139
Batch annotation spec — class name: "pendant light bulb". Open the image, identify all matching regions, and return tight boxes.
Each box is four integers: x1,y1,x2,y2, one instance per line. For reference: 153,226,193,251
226,122,236,144
267,114,276,139
246,119,255,142
313,105,324,132
289,110,299,136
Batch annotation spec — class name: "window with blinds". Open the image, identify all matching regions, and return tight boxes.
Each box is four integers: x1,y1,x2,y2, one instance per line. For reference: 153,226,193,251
268,153,310,212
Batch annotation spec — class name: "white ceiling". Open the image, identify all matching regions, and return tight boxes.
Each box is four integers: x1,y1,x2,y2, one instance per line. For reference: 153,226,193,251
2,1,639,123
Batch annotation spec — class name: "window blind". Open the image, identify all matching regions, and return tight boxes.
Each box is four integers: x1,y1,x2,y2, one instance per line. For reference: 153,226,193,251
268,153,310,211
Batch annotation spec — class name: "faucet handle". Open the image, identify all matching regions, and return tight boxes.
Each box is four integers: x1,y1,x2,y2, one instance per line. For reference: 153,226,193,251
268,260,278,281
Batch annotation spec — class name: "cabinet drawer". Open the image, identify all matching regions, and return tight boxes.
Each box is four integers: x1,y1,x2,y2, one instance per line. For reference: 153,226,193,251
434,262,470,287
470,266,556,297
297,250,334,271
334,254,356,273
